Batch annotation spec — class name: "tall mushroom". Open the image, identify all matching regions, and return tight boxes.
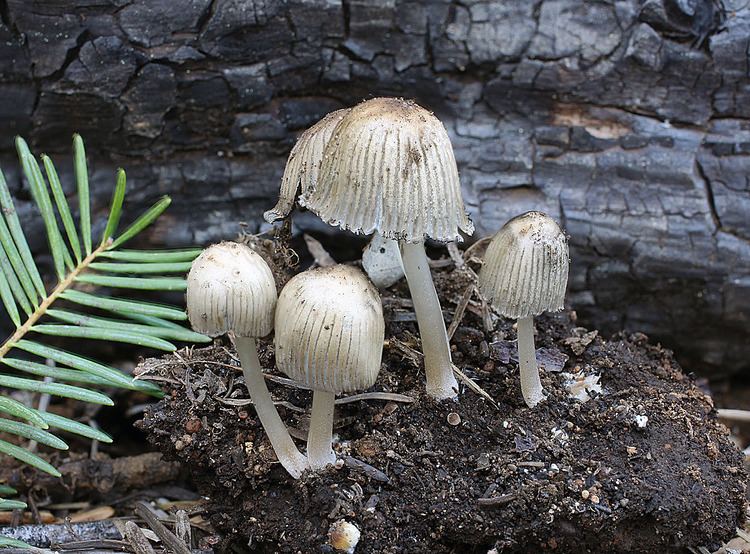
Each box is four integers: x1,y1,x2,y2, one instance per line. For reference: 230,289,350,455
186,242,307,478
274,265,384,470
477,212,569,408
299,97,474,400
264,108,350,224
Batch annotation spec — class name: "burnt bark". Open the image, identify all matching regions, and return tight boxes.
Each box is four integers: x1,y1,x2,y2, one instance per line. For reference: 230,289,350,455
0,0,748,376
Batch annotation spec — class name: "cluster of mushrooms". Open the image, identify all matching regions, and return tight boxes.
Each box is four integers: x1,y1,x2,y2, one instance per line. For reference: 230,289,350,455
185,97,570,479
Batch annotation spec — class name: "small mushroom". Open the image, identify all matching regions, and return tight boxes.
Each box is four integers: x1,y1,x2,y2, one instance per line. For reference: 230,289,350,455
274,265,384,470
478,212,569,408
186,242,307,478
328,520,361,553
264,108,350,223
300,97,474,400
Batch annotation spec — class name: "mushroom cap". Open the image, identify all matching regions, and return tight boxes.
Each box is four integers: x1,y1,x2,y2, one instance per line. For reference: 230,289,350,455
274,265,384,394
299,97,474,243
264,108,350,224
478,211,569,319
186,242,277,338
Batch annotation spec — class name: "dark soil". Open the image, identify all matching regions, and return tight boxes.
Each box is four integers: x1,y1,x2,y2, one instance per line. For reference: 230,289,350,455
136,242,747,553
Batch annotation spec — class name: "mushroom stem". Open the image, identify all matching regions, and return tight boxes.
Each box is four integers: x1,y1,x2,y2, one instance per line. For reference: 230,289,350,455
307,390,337,470
516,316,544,408
399,240,458,400
235,336,308,478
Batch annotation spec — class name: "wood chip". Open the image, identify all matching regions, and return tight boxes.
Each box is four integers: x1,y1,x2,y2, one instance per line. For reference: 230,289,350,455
69,506,115,523
124,521,156,554
0,511,55,524
175,510,192,548
342,456,390,483
303,234,337,267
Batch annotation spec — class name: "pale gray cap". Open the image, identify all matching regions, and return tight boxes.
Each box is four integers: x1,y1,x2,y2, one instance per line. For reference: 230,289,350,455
299,97,474,243
274,265,384,394
186,242,277,337
264,109,350,223
478,212,569,319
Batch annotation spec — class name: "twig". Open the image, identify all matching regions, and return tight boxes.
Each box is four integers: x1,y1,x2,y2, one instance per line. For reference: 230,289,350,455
335,392,414,405
717,408,750,422
477,493,516,508
447,284,474,340
515,461,545,468
134,502,191,554
452,365,498,409
124,521,156,554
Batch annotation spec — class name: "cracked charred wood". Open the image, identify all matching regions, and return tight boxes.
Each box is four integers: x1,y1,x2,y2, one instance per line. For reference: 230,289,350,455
0,0,747,377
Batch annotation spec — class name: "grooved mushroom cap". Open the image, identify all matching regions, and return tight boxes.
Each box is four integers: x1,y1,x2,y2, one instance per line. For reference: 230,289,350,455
264,109,351,223
186,242,277,338
299,97,474,243
274,265,384,394
478,211,569,319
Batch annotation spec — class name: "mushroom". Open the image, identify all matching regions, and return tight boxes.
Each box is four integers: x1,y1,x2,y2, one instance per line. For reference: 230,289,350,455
299,97,474,400
477,212,569,408
186,242,307,478
274,265,384,470
263,108,350,223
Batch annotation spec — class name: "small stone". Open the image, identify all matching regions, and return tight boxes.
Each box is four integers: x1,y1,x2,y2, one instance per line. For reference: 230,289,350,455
447,412,461,426
590,494,600,504
185,418,202,434
581,490,590,500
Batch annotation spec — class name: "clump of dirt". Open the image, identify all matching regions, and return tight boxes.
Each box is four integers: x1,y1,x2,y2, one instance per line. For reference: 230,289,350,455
136,248,746,553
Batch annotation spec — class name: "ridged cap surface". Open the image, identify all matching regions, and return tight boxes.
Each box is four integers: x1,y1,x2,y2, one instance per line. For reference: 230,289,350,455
187,242,277,337
274,265,384,394
299,97,474,243
264,109,350,223
478,211,569,319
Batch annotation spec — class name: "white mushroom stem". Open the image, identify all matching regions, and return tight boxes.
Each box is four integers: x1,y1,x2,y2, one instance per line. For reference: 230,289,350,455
516,316,545,408
399,240,458,400
235,337,308,478
307,390,337,470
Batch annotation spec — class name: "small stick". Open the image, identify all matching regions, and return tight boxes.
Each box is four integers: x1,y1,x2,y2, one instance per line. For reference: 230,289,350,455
447,284,474,340
124,521,156,554
134,502,191,554
515,461,545,468
717,409,750,422
477,494,516,508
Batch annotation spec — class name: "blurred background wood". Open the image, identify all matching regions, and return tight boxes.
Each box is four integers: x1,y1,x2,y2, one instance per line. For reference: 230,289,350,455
0,0,747,377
